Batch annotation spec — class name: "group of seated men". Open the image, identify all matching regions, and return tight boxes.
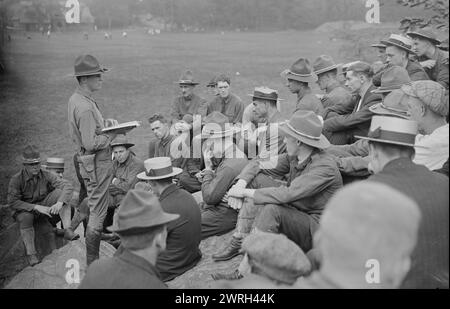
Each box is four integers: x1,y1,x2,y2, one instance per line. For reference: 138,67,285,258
8,26,449,288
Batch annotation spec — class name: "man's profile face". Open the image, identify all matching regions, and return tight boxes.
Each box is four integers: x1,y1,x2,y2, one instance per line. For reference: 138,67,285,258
411,38,428,57
345,71,362,94
376,47,387,62
85,74,103,92
252,99,269,120
217,81,230,98
286,79,301,94
113,146,130,164
180,84,194,98
284,135,300,157
150,120,169,140
24,162,41,176
47,169,63,178
386,46,405,67
316,74,329,91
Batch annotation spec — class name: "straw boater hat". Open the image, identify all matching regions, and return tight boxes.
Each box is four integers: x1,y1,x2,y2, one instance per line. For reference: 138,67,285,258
312,55,340,75
22,145,41,164
42,157,65,172
371,65,412,94
137,157,182,181
108,189,179,235
71,54,109,77
369,90,411,119
175,70,199,85
201,111,239,139
381,34,414,53
248,86,283,102
355,116,421,148
279,110,330,149
280,58,318,83
407,27,441,46
110,135,135,149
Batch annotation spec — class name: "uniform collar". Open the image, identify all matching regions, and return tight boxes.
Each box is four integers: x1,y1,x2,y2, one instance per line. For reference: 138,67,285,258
23,168,42,181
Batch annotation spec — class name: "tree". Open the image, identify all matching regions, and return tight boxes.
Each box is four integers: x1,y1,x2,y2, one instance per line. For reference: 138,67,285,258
396,0,449,29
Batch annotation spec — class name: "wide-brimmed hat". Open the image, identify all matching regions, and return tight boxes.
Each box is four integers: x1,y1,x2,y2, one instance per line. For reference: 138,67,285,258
248,86,283,102
242,232,311,285
401,80,448,117
201,111,239,139
371,42,387,49
137,157,182,181
42,157,64,171
175,70,199,85
381,34,414,53
206,76,217,87
110,134,135,149
22,145,41,164
280,58,318,83
279,110,330,149
372,65,412,94
108,189,179,235
313,55,339,76
369,90,411,119
407,28,441,46
71,54,109,77
355,116,420,147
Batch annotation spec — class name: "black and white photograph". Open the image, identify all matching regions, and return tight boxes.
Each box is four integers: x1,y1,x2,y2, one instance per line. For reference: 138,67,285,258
0,0,448,292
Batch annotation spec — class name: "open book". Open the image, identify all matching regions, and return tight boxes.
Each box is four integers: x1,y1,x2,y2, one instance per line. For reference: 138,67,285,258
102,121,141,133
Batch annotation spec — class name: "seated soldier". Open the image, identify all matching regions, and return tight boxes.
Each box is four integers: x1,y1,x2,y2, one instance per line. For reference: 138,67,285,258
136,157,202,281
7,145,73,265
198,112,249,239
212,111,343,277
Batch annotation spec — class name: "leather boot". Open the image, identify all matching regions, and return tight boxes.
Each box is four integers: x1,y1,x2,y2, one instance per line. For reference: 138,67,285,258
211,269,243,281
63,211,84,240
85,227,101,266
20,227,39,266
212,236,243,262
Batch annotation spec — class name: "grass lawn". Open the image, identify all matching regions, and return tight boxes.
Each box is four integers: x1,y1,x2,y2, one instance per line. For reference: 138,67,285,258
0,29,344,203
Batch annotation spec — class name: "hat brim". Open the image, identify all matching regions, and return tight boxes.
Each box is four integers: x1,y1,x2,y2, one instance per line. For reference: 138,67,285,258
200,127,240,139
406,32,441,45
355,135,425,148
371,84,407,94
314,64,339,76
111,143,135,149
380,40,414,53
23,158,41,164
247,94,284,101
136,167,183,181
371,44,386,48
70,67,110,77
107,212,180,234
369,103,410,119
280,70,318,83
175,81,199,85
279,123,330,149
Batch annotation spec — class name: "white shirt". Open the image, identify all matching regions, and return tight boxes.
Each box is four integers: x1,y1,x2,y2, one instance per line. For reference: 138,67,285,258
414,123,449,170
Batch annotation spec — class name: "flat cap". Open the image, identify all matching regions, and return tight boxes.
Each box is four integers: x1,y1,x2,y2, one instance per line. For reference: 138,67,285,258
401,80,448,117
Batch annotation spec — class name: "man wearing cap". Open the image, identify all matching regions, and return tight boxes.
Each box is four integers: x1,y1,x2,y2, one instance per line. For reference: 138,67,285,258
281,58,324,115
170,70,208,121
136,157,201,281
199,112,249,239
79,190,178,289
7,145,74,265
313,55,353,121
357,115,449,289
373,34,429,87
408,28,449,89
371,42,387,65
67,54,119,265
207,74,245,124
322,61,382,145
294,182,421,289
206,75,219,98
214,232,311,288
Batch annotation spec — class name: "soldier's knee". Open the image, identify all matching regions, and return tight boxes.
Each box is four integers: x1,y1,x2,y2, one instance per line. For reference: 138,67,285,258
16,212,35,228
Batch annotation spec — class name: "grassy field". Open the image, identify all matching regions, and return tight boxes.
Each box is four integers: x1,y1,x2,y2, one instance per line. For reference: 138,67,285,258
0,29,345,203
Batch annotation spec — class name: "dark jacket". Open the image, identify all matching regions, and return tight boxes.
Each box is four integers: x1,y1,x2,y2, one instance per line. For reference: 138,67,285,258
419,48,449,89
79,248,167,289
323,84,382,144
368,158,449,289
156,184,202,281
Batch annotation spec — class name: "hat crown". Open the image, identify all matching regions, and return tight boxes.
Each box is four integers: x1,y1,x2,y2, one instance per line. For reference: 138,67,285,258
22,145,40,163
178,70,197,84
286,111,323,139
381,90,410,113
74,54,103,76
380,66,411,89
290,58,314,76
347,61,372,75
252,86,279,101
111,134,134,148
313,55,337,74
407,27,440,44
401,80,448,116
45,157,65,169
369,115,418,136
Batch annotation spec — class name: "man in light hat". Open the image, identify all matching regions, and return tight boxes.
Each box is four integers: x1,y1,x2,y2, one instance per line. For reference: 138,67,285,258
7,145,74,265
212,111,342,280
214,232,311,288
170,70,207,121
407,27,449,89
207,74,245,124
79,190,179,289
355,115,449,289
312,55,353,122
373,34,429,86
67,54,119,265
199,111,249,239
322,61,382,145
136,157,201,281
294,182,421,288
280,58,324,115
